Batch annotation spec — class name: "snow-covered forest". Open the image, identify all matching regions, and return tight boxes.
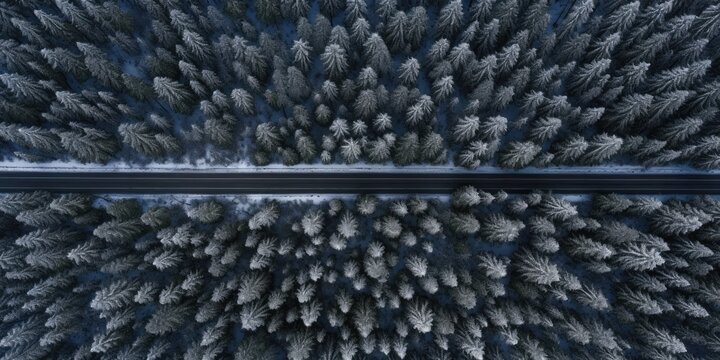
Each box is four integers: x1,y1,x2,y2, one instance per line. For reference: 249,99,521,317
0,0,719,168
5,0,720,359
0,189,719,359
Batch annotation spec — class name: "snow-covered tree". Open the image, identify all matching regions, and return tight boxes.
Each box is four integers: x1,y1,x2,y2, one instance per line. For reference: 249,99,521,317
153,77,195,113
499,142,540,169
436,0,464,38
321,44,349,80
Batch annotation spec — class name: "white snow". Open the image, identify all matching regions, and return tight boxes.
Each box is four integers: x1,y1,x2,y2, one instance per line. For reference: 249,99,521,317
0,158,716,174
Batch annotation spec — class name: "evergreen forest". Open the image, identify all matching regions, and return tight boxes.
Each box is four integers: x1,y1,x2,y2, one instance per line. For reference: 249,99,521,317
0,0,719,167
3,0,720,359
0,190,720,358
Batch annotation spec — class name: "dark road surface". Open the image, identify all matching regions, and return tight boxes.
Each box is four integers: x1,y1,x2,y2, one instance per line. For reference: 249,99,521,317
0,172,718,194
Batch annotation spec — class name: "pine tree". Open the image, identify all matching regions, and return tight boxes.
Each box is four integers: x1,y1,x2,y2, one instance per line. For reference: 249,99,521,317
367,137,392,163
286,66,310,101
496,44,520,75
557,0,594,40
566,235,614,260
406,300,434,333
521,0,549,38
344,0,367,24
476,254,507,281
385,10,408,51
295,131,317,162
90,279,139,311
404,254,427,277
432,76,454,101
0,74,50,103
146,304,191,335
647,61,710,93
479,116,508,141
614,244,665,271
568,59,611,95
491,85,515,111
481,214,524,242
187,201,223,224
312,16,332,51
457,140,490,168
539,195,578,221
581,134,622,164
231,88,255,115
450,212,479,234
451,185,486,208
394,132,419,165
448,42,472,69
77,42,123,89
153,249,183,270
407,6,428,49
452,116,479,143
672,296,709,318
321,44,349,80
182,30,212,62
651,206,704,235
286,330,314,360
291,39,312,72
436,0,464,38
0,191,50,216
340,138,362,163
10,17,46,46
281,0,309,19
398,58,420,86
515,249,560,285
204,116,235,148
353,299,377,338
153,77,195,113
236,336,277,360
553,134,588,164
499,141,540,169
600,1,639,34
249,201,279,230
354,89,377,119
48,193,90,216
93,218,145,243
255,0,281,22
118,122,164,157
529,117,561,142
33,10,70,37
0,123,61,153
692,4,720,39
338,211,359,239
15,205,63,227
351,18,371,45
689,80,720,109
379,215,402,238
330,118,350,139
255,123,281,151
141,206,170,229
635,321,686,354
645,90,690,127
420,132,446,163
57,125,119,163
363,34,391,74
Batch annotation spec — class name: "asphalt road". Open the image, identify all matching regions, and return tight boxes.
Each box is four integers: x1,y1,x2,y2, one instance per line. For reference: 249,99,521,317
0,172,717,194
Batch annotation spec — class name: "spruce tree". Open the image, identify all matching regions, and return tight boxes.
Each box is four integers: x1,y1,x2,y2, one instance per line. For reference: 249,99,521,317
153,77,195,114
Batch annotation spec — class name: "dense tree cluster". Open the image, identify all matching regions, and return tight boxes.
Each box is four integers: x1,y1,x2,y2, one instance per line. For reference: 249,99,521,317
0,0,719,167
1,189,720,358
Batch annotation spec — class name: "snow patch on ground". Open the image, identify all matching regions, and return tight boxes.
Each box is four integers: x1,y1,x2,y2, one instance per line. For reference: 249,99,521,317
103,193,451,202
1,158,717,174
99,193,594,203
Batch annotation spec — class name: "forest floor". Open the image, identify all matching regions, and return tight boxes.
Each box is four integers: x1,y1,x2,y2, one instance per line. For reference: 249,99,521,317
0,159,717,174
